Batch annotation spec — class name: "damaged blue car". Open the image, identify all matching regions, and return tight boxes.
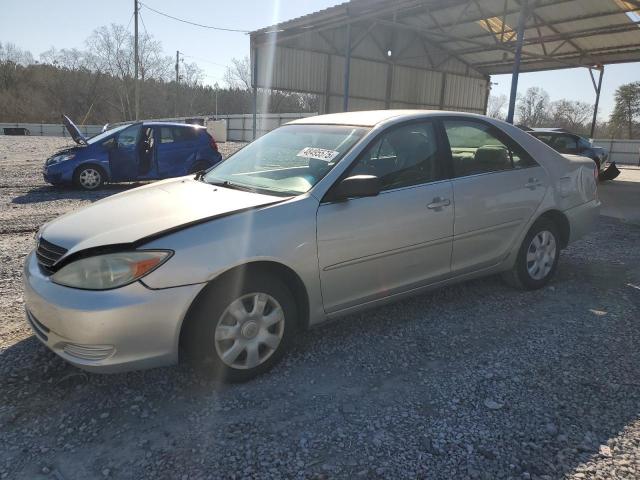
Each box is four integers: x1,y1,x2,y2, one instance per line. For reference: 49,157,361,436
43,115,223,190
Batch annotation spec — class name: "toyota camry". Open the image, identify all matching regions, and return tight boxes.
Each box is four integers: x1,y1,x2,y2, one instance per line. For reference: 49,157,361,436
24,110,600,381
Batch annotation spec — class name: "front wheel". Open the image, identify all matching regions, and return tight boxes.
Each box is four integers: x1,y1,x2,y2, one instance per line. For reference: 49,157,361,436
74,165,104,190
502,219,560,290
183,272,297,382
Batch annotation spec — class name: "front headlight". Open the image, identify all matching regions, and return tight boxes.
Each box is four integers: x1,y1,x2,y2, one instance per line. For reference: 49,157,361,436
47,153,75,166
51,250,172,290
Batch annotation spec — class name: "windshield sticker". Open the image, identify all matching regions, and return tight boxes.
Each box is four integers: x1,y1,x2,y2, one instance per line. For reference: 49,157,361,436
296,147,340,162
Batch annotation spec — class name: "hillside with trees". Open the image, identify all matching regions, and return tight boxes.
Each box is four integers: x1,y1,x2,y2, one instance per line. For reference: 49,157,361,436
0,27,317,125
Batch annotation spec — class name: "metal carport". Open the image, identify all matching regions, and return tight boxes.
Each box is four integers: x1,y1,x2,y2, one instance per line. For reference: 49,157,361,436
249,0,640,138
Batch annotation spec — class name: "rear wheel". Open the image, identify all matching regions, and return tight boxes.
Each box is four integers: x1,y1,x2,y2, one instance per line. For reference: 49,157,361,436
183,271,297,382
74,165,104,190
502,218,560,290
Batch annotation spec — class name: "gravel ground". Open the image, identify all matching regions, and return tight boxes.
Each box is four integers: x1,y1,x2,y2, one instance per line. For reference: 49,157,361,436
1,136,639,480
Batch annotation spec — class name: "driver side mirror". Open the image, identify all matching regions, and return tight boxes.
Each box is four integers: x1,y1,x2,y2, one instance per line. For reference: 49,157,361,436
326,175,381,202
102,138,116,150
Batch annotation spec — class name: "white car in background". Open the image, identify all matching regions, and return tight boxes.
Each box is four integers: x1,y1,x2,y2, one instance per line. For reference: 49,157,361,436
24,110,600,381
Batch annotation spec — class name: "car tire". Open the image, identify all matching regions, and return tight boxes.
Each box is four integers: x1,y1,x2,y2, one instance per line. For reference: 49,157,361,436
183,271,297,382
502,218,560,290
74,165,105,190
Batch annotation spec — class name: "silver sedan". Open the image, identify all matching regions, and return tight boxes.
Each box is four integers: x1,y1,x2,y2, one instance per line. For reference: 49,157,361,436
24,110,600,381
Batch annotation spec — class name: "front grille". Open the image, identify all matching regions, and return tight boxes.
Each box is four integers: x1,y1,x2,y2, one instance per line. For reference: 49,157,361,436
36,238,67,272
62,343,115,361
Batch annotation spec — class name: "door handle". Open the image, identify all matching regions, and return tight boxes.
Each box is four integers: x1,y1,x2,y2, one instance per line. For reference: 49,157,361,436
427,197,451,210
525,178,543,190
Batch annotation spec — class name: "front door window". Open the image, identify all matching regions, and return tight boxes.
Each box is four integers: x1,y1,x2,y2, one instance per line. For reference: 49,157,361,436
350,121,443,190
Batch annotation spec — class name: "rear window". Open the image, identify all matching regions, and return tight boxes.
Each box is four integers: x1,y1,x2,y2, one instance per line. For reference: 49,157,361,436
531,133,555,146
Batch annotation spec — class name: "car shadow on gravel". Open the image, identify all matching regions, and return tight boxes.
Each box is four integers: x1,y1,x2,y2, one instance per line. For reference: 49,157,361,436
10,184,147,204
2,218,639,479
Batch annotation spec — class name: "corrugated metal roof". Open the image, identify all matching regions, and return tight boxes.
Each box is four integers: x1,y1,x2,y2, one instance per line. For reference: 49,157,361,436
251,0,640,74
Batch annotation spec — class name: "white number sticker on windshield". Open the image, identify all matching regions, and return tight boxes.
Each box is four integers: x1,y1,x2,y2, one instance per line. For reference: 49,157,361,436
296,147,340,162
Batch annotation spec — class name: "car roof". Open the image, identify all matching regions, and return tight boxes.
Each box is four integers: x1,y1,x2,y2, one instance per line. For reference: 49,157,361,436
142,122,204,128
288,110,488,127
531,128,573,134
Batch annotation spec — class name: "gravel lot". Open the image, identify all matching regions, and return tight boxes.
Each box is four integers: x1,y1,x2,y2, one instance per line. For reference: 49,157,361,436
1,136,639,480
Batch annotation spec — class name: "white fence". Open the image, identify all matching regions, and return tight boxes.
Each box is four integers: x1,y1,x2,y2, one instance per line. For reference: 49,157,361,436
0,122,103,138
593,139,640,166
0,113,315,142
7,119,637,159
216,113,316,141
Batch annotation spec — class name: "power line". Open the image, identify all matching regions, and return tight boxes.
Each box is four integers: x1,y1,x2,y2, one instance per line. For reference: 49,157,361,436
181,53,228,69
139,2,250,33
138,10,150,38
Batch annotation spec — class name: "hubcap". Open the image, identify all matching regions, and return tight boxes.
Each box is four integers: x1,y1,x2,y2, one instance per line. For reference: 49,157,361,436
526,230,557,280
79,168,101,189
214,292,285,370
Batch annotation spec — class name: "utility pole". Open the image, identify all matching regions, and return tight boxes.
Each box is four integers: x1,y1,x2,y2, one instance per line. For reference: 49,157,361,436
175,50,180,117
134,0,140,120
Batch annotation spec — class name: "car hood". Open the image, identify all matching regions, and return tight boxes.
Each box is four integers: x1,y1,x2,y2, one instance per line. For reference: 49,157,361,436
40,178,285,256
62,114,87,145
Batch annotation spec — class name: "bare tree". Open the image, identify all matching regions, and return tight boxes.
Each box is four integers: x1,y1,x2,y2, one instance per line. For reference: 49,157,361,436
516,87,550,127
224,56,251,90
84,24,174,120
40,47,89,70
0,41,34,65
138,34,172,82
487,94,507,120
550,99,593,134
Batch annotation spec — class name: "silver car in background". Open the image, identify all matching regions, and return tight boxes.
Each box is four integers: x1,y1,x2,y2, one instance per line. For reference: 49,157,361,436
24,110,600,381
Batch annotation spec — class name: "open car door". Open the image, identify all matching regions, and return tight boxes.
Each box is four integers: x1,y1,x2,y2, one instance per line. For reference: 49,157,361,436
109,124,142,182
600,162,621,181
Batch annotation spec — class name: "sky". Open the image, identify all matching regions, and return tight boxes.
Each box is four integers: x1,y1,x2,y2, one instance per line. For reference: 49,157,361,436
1,0,639,119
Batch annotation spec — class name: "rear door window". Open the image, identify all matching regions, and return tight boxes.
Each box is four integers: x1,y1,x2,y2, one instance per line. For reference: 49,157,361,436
443,119,537,177
552,135,579,154
158,126,198,144
159,127,175,144
532,133,555,146
172,127,198,142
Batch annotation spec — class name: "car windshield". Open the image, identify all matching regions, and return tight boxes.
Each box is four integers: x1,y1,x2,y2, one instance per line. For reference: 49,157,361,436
86,124,130,145
203,124,368,196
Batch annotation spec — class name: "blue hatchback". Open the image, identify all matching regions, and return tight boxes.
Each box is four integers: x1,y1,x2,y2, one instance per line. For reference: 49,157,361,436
43,116,223,190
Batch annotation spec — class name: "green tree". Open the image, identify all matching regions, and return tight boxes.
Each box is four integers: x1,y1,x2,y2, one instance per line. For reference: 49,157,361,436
611,81,640,139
